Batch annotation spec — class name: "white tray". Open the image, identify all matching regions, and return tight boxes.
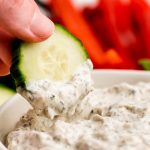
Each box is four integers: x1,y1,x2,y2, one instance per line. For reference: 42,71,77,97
1,70,150,149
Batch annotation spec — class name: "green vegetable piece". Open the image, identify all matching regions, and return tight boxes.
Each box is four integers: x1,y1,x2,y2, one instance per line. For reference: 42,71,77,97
10,24,88,87
0,86,15,106
138,59,150,70
0,75,16,91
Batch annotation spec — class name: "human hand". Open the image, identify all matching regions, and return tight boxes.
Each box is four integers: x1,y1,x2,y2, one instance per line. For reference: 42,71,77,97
0,0,54,76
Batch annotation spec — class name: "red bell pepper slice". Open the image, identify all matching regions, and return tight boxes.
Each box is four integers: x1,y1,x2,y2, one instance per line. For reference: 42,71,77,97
131,0,150,58
96,0,140,68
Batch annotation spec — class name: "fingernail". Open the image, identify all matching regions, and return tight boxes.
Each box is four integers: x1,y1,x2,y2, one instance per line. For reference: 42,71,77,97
30,10,54,41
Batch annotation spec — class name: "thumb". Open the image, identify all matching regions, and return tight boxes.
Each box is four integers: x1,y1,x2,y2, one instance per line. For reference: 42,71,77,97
0,0,54,42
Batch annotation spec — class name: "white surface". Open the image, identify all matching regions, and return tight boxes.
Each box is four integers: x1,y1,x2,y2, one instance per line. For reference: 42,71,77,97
0,94,32,143
0,142,8,150
92,70,150,88
0,70,150,149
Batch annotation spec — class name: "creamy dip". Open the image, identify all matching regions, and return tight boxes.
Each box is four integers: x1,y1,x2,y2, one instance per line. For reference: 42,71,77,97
7,60,150,150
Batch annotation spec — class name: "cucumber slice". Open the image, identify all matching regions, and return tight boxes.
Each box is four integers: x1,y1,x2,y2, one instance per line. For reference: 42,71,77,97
0,86,15,106
11,24,88,87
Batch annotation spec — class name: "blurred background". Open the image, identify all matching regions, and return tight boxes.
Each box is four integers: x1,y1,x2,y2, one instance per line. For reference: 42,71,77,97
35,0,150,71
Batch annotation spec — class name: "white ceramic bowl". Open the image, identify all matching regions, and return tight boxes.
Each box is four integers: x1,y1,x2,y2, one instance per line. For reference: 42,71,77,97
1,70,150,149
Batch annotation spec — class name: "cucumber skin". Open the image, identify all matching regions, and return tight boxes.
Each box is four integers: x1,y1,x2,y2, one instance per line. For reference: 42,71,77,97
0,85,15,93
56,24,89,59
10,39,26,87
0,75,16,91
10,24,89,87
0,85,15,105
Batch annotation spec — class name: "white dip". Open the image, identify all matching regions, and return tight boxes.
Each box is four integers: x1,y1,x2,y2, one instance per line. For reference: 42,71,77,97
7,60,150,150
